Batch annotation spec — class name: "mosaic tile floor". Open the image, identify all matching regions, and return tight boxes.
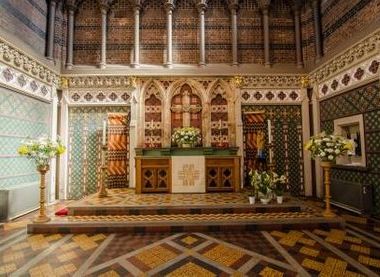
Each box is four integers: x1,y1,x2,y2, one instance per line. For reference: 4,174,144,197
1,202,380,276
68,189,302,208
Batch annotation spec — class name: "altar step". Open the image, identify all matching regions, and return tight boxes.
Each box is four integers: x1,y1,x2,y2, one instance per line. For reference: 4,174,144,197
67,201,303,216
27,209,344,234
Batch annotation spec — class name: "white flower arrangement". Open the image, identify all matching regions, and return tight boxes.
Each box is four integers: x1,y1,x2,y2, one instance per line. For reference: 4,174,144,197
305,131,354,162
249,170,286,198
18,135,66,167
172,127,201,147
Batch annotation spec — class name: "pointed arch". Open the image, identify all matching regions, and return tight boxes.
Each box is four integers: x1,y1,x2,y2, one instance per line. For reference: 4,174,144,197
142,81,164,147
208,79,236,147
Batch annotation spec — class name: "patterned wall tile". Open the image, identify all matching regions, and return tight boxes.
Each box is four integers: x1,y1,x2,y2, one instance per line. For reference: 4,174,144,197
0,87,50,189
242,105,304,196
67,106,129,199
320,81,380,216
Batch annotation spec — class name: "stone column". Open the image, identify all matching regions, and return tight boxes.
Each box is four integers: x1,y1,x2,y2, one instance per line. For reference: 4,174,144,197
65,4,76,70
46,0,57,60
99,2,109,69
131,4,141,67
301,88,312,196
59,88,70,199
311,84,323,198
49,86,58,203
312,0,323,62
262,7,271,67
294,7,304,68
129,92,138,188
164,2,175,68
197,2,207,66
229,2,239,66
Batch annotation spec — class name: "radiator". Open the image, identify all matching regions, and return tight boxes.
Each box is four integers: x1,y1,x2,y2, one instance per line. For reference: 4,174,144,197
0,182,39,221
330,179,372,214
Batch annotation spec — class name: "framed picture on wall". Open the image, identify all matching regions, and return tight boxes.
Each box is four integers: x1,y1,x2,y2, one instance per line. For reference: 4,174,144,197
333,114,366,167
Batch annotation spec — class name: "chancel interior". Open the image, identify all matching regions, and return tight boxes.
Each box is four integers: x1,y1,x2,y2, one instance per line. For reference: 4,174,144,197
1,0,380,276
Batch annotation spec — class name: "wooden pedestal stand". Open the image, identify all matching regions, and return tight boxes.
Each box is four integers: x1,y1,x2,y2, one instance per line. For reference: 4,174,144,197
34,165,50,223
320,161,336,218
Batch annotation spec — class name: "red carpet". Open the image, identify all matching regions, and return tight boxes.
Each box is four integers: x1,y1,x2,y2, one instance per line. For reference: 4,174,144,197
55,207,68,216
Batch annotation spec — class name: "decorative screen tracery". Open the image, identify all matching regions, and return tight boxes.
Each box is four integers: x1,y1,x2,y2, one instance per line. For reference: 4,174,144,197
144,84,162,148
211,85,229,147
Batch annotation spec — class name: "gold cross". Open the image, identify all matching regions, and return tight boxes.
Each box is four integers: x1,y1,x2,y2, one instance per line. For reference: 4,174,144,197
178,164,200,186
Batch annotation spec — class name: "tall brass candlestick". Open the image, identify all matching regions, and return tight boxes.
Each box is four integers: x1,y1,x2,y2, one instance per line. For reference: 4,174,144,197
98,145,108,198
267,142,275,172
34,165,50,223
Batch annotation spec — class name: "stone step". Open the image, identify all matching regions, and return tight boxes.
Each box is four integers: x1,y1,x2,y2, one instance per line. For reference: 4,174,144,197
27,211,344,234
67,202,303,216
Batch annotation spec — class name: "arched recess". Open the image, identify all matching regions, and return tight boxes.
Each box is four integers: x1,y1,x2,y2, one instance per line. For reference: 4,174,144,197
107,0,134,64
205,0,231,63
140,0,166,64
208,80,236,147
144,82,163,147
238,0,263,63
270,0,296,64
169,82,205,146
172,0,198,64
74,0,101,65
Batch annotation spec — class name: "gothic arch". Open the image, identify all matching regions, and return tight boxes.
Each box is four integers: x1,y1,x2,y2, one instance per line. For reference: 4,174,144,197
208,80,237,147
138,80,166,147
165,79,208,146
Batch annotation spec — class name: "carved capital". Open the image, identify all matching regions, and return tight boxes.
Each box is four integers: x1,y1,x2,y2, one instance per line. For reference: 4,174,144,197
228,0,239,11
196,1,207,12
97,0,110,12
163,0,175,11
65,0,77,11
257,0,271,11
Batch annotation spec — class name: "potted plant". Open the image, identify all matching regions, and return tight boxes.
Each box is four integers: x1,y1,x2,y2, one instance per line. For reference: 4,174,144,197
305,131,354,217
248,169,259,204
249,170,287,204
272,172,287,204
172,127,201,148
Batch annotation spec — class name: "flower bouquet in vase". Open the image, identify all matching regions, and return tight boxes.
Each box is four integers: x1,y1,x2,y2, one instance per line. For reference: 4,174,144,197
305,131,354,217
18,136,66,223
172,127,201,148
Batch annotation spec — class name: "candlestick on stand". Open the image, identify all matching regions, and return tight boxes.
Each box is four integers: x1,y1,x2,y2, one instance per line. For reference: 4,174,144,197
102,119,106,145
98,120,108,198
267,120,275,172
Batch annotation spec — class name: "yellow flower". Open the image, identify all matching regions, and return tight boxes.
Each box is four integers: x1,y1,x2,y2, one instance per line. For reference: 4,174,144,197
56,145,66,155
17,145,29,155
304,140,312,150
344,141,354,151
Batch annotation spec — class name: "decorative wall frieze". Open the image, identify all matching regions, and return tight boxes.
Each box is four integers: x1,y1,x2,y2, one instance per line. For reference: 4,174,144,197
65,89,131,105
310,29,380,84
241,75,304,88
241,89,302,104
63,75,137,89
318,55,380,99
0,39,59,86
0,63,52,102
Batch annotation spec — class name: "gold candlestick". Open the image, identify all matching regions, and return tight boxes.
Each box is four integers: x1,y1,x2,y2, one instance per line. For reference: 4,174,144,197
320,161,336,218
267,142,275,172
98,145,108,198
34,165,50,223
